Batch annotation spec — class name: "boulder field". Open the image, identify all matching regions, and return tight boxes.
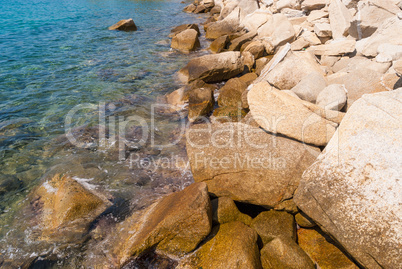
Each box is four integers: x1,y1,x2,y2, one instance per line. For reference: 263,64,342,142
20,0,402,268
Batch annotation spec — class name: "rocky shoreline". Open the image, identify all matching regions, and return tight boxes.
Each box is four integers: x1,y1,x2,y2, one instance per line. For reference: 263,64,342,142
2,0,401,268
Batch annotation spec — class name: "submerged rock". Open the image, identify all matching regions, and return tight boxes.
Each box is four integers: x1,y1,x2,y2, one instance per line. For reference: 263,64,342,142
177,51,244,83
111,182,212,266
108,19,137,31
35,174,110,242
294,89,402,268
177,221,262,269
186,122,320,207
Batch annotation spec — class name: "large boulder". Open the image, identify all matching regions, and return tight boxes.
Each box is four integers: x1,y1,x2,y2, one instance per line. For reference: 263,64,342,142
211,197,252,225
258,50,324,90
248,81,344,146
298,228,359,269
209,35,230,53
178,51,244,83
260,236,315,269
206,7,242,39
186,122,320,207
35,174,110,243
356,16,402,57
328,0,352,39
177,221,262,269
349,0,400,39
327,68,388,109
108,18,137,31
258,14,296,48
251,210,296,245
290,72,327,103
217,77,248,107
111,183,212,266
242,11,272,32
171,29,200,53
294,89,402,269
188,86,215,123
316,84,347,111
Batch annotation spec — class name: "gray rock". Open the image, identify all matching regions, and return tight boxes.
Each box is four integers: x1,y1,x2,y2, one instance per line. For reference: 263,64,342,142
294,89,402,269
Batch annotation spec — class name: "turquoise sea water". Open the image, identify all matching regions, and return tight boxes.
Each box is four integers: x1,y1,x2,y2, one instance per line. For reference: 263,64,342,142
0,0,207,265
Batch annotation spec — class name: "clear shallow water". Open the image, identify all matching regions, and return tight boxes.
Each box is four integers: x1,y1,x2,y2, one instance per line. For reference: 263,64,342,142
0,0,208,265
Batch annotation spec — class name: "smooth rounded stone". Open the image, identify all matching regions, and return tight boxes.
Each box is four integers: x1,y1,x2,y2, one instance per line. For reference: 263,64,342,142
260,236,315,269
251,210,296,244
356,16,402,57
301,0,328,10
35,174,111,243
211,197,252,225
177,221,262,269
295,212,316,228
328,0,352,39
243,40,266,59
108,18,137,31
212,106,247,122
258,13,296,48
248,81,344,146
242,10,272,32
239,72,258,86
290,72,327,103
186,122,320,207
217,77,248,107
188,87,215,122
312,39,356,56
291,37,309,51
294,89,402,269
111,183,212,266
171,29,200,53
258,50,324,90
169,23,200,38
349,0,398,39
298,228,358,269
316,84,347,111
209,35,230,53
177,51,244,83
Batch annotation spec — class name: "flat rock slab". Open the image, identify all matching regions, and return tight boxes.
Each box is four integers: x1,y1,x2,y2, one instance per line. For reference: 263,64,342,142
294,89,402,269
248,81,344,146
186,122,320,207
